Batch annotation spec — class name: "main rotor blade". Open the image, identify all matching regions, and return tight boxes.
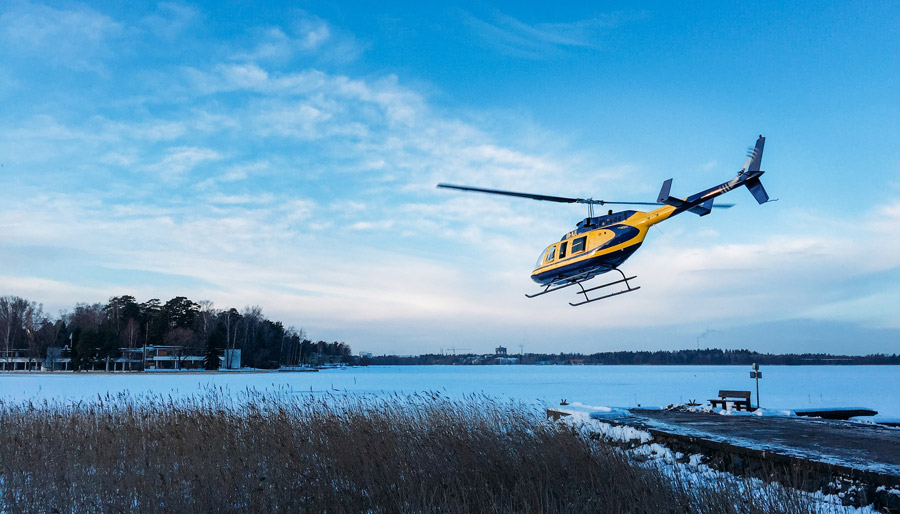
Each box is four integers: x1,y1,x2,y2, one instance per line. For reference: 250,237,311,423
598,201,670,206
585,201,734,207
436,183,579,203
437,183,734,208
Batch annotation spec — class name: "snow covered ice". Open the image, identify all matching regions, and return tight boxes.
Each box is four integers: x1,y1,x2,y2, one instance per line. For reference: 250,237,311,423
2,365,898,419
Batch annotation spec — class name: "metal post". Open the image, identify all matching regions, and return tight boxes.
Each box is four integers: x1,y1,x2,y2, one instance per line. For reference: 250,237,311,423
751,363,761,409
756,373,760,408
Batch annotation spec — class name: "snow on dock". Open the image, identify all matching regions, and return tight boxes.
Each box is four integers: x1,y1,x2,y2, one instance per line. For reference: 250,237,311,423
612,408,900,480
549,403,900,510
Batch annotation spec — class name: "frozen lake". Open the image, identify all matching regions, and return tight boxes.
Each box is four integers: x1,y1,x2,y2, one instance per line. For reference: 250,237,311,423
2,365,899,419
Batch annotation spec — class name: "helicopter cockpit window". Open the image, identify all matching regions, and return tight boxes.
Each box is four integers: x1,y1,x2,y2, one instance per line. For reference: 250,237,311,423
572,236,587,254
545,246,556,263
559,242,567,259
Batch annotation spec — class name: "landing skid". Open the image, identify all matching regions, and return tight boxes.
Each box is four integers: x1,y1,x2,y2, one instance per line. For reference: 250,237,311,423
569,269,640,306
526,268,640,306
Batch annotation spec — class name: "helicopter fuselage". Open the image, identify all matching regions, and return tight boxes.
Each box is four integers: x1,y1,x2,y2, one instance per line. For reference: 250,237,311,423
531,206,676,286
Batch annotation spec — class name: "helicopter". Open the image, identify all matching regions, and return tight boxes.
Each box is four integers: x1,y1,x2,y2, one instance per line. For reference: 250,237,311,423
438,135,772,306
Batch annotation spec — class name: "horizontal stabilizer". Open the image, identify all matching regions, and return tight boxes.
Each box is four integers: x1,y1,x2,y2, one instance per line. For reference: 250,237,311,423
745,177,769,204
688,199,714,216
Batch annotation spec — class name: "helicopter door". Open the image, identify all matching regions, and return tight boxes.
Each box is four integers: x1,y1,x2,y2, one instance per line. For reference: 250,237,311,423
559,242,567,259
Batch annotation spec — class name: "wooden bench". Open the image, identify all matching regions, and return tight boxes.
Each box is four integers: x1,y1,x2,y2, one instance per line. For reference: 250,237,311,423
709,390,753,411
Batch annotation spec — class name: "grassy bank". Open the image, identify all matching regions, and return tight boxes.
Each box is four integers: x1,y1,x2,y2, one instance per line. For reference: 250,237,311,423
0,390,833,513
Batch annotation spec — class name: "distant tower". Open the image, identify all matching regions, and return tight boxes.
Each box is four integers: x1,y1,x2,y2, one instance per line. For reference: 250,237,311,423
495,346,507,356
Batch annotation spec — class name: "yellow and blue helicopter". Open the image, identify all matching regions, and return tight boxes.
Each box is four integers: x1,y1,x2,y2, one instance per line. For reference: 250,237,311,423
438,135,772,306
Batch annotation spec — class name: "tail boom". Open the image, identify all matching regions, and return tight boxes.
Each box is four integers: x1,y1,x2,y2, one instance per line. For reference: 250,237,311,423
655,135,771,218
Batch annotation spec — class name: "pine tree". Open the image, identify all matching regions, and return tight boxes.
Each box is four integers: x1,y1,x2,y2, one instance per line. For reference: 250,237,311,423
203,322,226,370
203,334,221,370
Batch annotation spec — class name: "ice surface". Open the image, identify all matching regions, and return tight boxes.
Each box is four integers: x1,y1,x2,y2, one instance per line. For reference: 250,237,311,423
0,365,898,418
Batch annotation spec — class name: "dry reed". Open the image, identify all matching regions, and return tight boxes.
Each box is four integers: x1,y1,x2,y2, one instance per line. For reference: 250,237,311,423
0,389,836,513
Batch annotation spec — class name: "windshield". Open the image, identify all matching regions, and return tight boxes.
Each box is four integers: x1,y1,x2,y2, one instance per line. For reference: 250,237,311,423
535,246,552,268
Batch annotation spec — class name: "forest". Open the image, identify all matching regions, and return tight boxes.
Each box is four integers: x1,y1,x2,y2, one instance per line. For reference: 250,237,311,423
3,294,897,370
369,348,900,366
0,295,352,369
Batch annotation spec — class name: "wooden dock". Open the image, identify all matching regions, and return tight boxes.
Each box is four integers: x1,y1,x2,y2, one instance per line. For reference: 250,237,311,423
593,408,900,509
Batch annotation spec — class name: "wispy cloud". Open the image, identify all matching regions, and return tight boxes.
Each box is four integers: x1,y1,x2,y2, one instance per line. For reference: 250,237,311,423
462,10,635,58
230,11,362,64
0,1,123,71
621,201,900,331
141,2,199,41
145,146,223,181
0,42,586,335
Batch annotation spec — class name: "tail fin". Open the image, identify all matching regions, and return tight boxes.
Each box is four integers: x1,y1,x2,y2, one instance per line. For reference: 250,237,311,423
742,135,770,204
656,135,772,215
657,178,673,203
742,135,765,173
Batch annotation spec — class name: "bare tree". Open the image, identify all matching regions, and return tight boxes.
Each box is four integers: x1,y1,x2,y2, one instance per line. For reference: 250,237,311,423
122,318,141,348
195,300,218,350
241,306,263,366
221,308,242,368
284,326,306,365
241,305,263,347
66,303,105,332
0,296,44,353
0,296,21,353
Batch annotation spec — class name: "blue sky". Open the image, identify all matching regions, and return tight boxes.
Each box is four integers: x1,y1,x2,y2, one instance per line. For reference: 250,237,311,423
2,1,899,355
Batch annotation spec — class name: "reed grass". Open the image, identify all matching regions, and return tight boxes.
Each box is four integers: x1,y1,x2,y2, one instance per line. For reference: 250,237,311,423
0,389,836,513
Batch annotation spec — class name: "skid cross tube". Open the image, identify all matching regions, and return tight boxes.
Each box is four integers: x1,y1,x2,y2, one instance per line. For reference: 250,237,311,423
569,269,640,306
526,268,640,305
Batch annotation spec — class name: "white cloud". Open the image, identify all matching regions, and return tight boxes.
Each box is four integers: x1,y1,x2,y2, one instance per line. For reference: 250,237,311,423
142,2,199,41
220,63,270,89
145,146,223,181
183,66,426,134
296,15,331,50
0,275,111,312
348,220,394,231
611,201,900,330
229,12,360,64
231,27,294,61
100,119,189,142
206,193,275,205
253,102,331,139
462,10,636,58
0,1,123,71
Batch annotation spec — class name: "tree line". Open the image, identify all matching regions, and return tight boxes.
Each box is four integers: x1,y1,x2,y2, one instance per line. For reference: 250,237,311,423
369,348,900,366
0,295,352,370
